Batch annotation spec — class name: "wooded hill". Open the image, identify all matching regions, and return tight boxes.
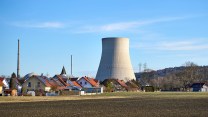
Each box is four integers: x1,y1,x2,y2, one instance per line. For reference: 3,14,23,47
135,62,208,91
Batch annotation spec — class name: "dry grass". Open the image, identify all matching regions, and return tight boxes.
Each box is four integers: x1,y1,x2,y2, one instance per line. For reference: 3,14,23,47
0,92,208,117
0,95,126,103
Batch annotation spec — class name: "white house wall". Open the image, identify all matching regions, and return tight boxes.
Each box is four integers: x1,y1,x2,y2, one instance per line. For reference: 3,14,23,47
3,79,9,89
78,78,92,88
202,85,208,92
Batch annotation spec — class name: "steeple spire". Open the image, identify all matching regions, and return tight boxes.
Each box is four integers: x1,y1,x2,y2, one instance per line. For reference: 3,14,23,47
60,66,66,75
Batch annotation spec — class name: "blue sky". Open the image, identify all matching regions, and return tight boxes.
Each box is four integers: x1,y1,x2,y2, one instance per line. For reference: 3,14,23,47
0,0,208,77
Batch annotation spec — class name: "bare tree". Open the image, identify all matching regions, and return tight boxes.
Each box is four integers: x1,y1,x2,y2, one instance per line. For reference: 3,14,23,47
176,61,198,91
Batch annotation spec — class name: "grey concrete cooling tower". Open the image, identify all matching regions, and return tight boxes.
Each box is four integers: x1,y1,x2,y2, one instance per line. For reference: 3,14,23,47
96,37,136,81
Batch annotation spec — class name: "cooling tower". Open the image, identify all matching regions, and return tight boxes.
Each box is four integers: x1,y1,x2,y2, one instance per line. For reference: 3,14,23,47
96,37,136,81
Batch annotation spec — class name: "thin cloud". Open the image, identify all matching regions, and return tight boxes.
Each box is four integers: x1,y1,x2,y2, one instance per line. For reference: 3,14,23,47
76,16,188,33
13,21,64,28
132,39,208,51
158,40,208,51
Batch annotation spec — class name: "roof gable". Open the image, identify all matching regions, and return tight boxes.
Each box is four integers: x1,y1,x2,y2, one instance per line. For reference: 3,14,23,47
116,79,128,88
78,77,98,87
72,81,82,88
54,75,69,86
24,75,51,87
191,83,206,88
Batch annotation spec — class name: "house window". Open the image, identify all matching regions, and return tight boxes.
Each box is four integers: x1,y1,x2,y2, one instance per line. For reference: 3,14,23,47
85,82,87,85
37,82,40,88
28,82,31,87
80,82,82,85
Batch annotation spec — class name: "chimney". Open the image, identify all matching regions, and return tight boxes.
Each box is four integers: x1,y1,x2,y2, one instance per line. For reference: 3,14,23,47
17,39,20,78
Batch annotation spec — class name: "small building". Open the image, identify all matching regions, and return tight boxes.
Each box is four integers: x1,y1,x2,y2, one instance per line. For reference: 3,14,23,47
190,83,208,92
77,76,103,94
22,75,51,95
102,79,128,92
0,77,9,89
77,76,99,88
66,80,82,90
0,77,10,96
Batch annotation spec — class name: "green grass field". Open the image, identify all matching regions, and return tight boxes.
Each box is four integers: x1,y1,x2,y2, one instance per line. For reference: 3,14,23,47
0,92,208,117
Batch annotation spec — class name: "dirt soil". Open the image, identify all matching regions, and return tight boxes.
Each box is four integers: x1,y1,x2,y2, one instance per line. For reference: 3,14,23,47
0,96,208,117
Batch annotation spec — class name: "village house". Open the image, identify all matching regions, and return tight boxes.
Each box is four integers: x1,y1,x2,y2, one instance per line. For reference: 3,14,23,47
0,77,10,96
21,67,82,96
66,79,82,90
102,79,128,92
77,76,103,94
77,76,99,88
51,66,80,90
14,66,104,96
190,83,208,92
22,75,51,95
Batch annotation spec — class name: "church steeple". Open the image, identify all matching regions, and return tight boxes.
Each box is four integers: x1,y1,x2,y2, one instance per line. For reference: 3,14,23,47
60,66,66,75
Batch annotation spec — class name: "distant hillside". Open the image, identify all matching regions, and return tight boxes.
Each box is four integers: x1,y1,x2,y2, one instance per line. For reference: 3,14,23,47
135,66,208,80
135,65,208,91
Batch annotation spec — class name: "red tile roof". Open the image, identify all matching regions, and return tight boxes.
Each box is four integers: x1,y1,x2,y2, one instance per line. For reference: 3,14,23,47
49,78,66,87
57,86,66,90
45,80,52,87
117,79,128,88
72,81,82,88
56,75,69,86
24,75,77,90
36,76,51,87
48,80,58,87
0,77,4,82
83,77,99,87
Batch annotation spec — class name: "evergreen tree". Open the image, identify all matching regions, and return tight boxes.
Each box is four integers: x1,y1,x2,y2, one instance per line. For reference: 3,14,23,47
10,72,17,89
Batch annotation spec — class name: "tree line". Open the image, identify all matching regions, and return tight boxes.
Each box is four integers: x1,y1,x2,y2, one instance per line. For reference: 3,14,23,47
138,62,208,91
